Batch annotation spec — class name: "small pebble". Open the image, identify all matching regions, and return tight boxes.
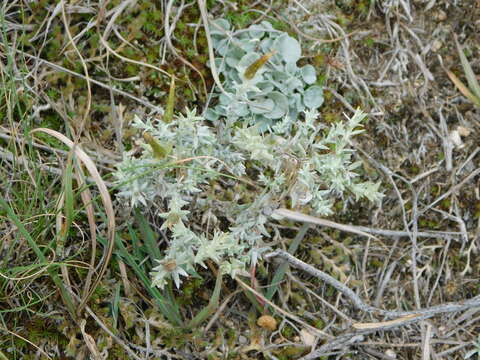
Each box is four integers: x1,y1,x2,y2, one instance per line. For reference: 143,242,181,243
385,349,397,358
238,335,248,344
431,39,443,52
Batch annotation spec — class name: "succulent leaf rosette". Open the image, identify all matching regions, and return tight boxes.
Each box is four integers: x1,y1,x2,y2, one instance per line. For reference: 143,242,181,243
205,19,323,130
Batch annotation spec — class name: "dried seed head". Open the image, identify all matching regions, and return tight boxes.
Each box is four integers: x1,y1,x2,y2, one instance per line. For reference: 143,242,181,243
162,260,177,272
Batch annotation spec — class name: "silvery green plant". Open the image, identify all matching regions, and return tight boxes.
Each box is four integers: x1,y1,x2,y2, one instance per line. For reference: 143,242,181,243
114,108,382,290
205,19,324,130
114,21,382,291
114,109,249,288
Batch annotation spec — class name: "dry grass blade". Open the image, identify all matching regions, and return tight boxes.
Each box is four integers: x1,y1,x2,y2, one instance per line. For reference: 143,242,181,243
74,169,99,303
0,326,53,360
272,208,377,240
83,306,143,360
98,31,172,81
164,0,208,99
196,0,229,97
60,0,91,139
5,48,163,112
352,314,421,330
445,69,480,107
235,277,331,339
80,319,102,360
30,128,116,315
454,35,480,100
444,35,480,107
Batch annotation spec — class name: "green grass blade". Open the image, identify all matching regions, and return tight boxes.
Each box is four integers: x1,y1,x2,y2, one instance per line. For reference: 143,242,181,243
265,224,309,301
103,232,183,326
134,210,162,263
455,36,480,99
58,154,75,255
128,225,145,272
112,283,121,330
187,272,222,328
446,69,480,107
0,291,55,314
0,196,76,317
239,279,264,313
164,77,175,123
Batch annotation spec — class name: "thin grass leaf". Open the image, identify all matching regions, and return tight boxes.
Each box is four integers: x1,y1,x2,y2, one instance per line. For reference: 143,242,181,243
103,233,183,325
143,132,171,159
0,196,77,318
74,170,100,306
112,283,121,330
236,277,264,313
187,272,222,328
446,70,480,107
129,217,182,318
30,128,116,315
0,325,53,360
0,291,55,314
265,223,309,301
164,76,175,123
59,154,75,250
272,208,377,240
455,36,480,99
128,226,145,271
134,210,162,263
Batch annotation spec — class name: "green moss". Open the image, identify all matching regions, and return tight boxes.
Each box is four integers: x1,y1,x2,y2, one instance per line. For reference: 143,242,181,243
313,318,325,329
177,278,204,305
268,19,290,33
177,21,187,32
225,11,254,28
336,13,352,27
363,37,375,47
90,283,110,304
474,202,480,219
226,327,237,347
370,258,384,268
440,198,452,210
281,324,295,339
21,319,69,352
156,327,192,348
185,48,197,58
177,35,191,48
109,344,128,359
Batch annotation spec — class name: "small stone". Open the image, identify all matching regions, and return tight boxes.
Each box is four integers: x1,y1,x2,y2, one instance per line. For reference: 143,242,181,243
449,130,463,148
300,329,316,347
457,126,472,137
431,39,443,52
238,335,248,344
385,349,397,358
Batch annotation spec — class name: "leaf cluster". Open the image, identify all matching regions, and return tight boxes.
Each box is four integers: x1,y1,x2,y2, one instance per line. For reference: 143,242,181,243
114,20,382,291
205,19,323,130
